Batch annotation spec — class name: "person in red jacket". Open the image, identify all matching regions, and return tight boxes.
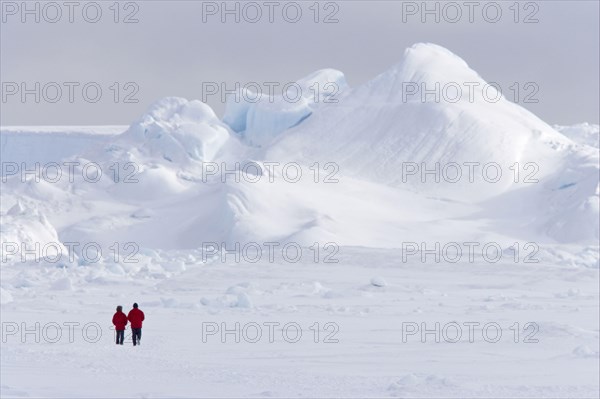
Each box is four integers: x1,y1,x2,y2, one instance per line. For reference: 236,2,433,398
112,306,128,345
127,303,145,346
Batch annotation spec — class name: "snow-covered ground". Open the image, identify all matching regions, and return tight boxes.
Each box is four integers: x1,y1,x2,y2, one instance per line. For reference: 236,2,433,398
1,247,599,398
1,43,599,397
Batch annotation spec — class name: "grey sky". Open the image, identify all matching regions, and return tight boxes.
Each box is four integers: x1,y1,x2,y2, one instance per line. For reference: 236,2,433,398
1,0,598,126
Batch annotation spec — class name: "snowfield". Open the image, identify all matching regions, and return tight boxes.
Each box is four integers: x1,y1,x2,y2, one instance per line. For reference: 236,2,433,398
1,248,599,398
1,43,599,398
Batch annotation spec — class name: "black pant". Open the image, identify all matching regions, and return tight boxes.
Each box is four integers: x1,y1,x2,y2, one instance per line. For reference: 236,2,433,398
115,330,124,345
132,328,142,346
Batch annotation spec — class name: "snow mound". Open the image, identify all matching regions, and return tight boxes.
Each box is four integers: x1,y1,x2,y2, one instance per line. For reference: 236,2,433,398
109,97,241,169
262,43,598,243
268,43,574,199
0,43,597,250
1,201,67,263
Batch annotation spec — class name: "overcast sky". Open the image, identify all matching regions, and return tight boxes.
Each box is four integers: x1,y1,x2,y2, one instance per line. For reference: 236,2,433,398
1,0,598,126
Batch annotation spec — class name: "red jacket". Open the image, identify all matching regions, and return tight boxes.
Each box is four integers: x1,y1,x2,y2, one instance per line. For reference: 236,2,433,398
112,311,128,331
127,308,145,329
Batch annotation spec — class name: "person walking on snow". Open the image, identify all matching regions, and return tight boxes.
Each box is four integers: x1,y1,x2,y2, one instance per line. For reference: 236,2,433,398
127,303,145,346
112,305,128,345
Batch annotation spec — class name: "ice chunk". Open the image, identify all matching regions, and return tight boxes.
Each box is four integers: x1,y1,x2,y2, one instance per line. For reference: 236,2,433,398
223,69,348,146
114,97,237,166
370,277,387,287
